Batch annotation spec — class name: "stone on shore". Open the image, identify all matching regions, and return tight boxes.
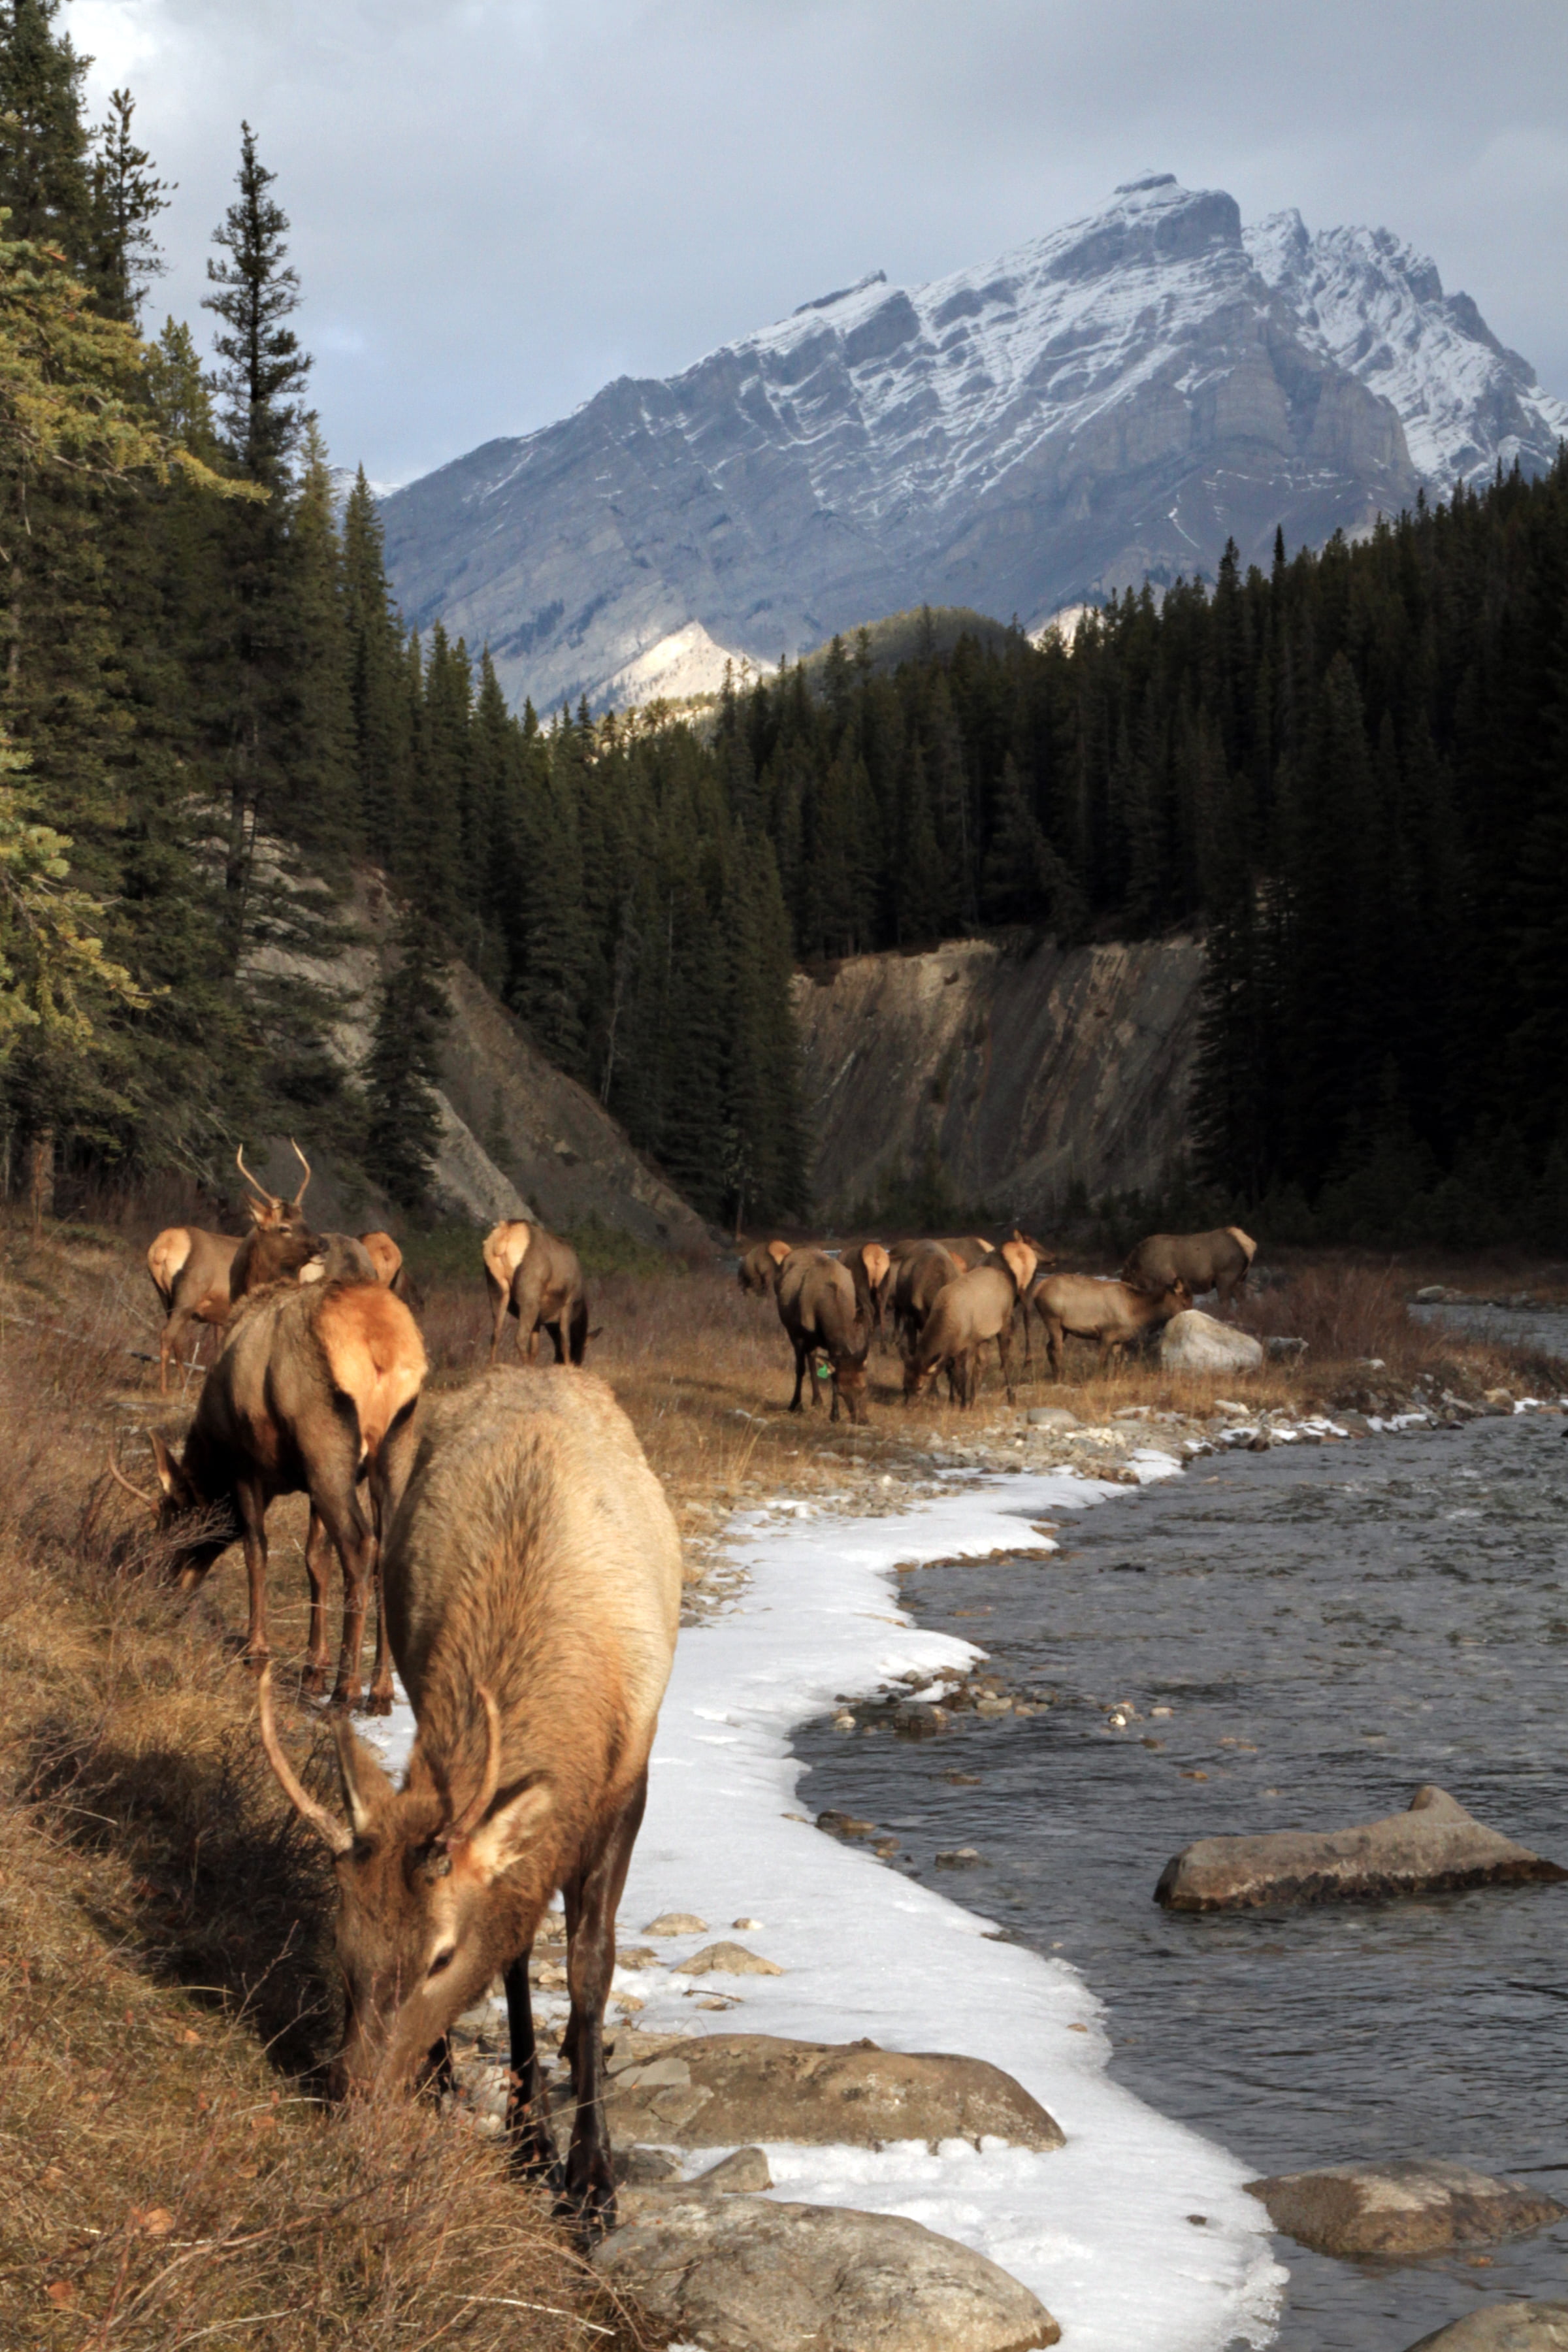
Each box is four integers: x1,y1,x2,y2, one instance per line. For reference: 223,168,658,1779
1025,1407,1079,1429
1249,2160,1565,2259
644,1911,708,1935
1160,1309,1264,1372
602,2032,1064,2151
1404,2306,1568,2350
678,1941,785,1977
1156,1784,1566,1911
593,2193,1060,2351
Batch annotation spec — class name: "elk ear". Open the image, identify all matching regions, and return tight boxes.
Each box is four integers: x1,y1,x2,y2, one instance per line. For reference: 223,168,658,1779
148,1431,197,1509
461,1782,553,1885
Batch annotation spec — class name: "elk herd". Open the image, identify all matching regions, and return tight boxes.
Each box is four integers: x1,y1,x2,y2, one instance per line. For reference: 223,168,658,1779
123,1161,661,2229
111,1153,1252,2234
744,1223,1258,1416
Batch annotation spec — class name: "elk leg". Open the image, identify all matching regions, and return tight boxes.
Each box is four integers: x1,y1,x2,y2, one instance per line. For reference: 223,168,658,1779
159,1305,193,1396
997,1323,1016,1406
313,1486,373,1710
235,1477,271,1667
789,1339,807,1413
559,1775,647,2234
486,1273,510,1365
503,1942,559,2177
547,1317,567,1365
301,1507,334,1693
366,1483,394,1714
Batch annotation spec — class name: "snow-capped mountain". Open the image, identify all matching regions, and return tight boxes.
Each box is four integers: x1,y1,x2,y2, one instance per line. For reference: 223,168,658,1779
382,176,1563,713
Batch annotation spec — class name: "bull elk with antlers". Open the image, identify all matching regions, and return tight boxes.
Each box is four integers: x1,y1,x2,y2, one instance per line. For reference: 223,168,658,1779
145,1141,314,1395
258,1366,681,2230
113,1278,427,1709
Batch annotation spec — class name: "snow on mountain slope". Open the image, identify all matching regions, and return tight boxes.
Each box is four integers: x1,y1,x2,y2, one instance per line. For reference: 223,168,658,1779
1247,210,1568,489
382,175,1558,714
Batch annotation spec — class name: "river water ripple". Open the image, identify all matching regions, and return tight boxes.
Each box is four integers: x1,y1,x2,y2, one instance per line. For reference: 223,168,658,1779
795,1401,1568,2350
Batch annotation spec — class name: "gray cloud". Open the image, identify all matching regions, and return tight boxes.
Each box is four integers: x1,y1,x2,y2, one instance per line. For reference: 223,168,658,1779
69,0,1568,487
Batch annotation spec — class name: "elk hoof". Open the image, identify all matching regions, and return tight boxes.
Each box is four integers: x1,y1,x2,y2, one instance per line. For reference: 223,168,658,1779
300,1665,327,1697
241,1646,271,1674
324,1687,360,1713
556,2175,616,2240
361,1688,394,1718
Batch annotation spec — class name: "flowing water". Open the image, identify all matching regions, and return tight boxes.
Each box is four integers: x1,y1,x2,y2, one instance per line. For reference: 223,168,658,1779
796,1367,1568,2349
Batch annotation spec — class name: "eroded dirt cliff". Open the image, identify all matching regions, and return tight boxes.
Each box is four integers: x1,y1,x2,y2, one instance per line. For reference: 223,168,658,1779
793,933,1203,1222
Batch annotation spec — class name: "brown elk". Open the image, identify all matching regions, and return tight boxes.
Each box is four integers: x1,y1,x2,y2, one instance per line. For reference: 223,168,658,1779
737,1237,792,1298
1029,1271,1192,1381
227,1141,319,1300
840,1241,891,1327
887,1233,996,1272
483,1218,534,1362
145,1141,314,1394
1122,1226,1257,1310
502,1229,589,1366
257,1365,681,2230
904,1238,1038,1407
112,1280,427,1709
890,1241,963,1358
776,1248,875,1421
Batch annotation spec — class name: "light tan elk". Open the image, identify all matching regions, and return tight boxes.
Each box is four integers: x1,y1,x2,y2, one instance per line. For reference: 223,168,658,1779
112,1280,427,1708
358,1231,404,1292
776,1247,875,1420
497,1228,589,1366
904,1237,1038,1407
257,1366,681,2231
1122,1226,1257,1311
483,1218,534,1361
1030,1271,1192,1381
145,1141,312,1394
737,1236,792,1298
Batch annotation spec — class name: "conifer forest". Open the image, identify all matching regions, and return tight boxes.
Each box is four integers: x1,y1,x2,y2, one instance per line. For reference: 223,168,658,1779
1,0,1565,1241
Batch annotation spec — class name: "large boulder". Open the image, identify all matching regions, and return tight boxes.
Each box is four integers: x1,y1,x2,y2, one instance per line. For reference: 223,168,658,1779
1160,1309,1264,1371
1156,1784,1566,1911
1247,2159,1564,2258
1404,2306,1568,2350
601,2033,1064,2151
593,2193,1060,2351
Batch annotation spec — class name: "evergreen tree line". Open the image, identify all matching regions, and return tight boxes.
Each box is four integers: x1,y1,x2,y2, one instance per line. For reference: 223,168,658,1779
0,0,806,1222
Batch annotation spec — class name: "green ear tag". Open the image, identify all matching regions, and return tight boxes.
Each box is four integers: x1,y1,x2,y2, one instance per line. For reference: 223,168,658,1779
815,1362,831,1378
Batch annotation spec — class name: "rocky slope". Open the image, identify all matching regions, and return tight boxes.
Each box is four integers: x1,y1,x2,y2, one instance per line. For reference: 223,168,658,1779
792,933,1203,1224
382,174,1563,713
240,859,711,1250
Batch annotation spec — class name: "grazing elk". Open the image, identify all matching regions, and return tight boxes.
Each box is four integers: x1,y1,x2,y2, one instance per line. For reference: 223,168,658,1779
890,1241,963,1359
501,1229,589,1367
112,1280,427,1709
840,1241,892,1328
1029,1272,1192,1381
776,1247,875,1421
257,1365,681,2232
737,1237,792,1298
904,1237,1039,1407
1122,1227,1257,1311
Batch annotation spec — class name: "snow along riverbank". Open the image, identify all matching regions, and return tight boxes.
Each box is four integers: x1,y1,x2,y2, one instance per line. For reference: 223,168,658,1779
371,1456,1285,2352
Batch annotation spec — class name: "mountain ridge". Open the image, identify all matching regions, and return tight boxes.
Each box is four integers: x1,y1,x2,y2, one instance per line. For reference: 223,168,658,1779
383,175,1565,713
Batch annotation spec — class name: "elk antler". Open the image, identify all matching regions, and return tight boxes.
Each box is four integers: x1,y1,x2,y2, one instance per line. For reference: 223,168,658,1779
446,1684,502,1842
257,1665,354,1856
289,1137,312,1207
106,1434,157,1512
235,1143,276,1207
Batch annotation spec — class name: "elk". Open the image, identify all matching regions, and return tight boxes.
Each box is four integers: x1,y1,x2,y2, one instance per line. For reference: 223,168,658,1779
227,1141,319,1299
737,1237,792,1298
775,1247,875,1421
1122,1227,1257,1311
111,1280,427,1709
840,1241,892,1328
890,1241,963,1359
887,1233,997,1272
359,1232,404,1292
483,1219,534,1361
502,1230,589,1367
1029,1271,1192,1381
144,1141,314,1394
257,1365,681,2232
904,1238,1038,1407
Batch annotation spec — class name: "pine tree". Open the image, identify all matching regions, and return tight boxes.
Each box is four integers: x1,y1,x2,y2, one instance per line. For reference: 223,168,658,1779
363,912,449,1211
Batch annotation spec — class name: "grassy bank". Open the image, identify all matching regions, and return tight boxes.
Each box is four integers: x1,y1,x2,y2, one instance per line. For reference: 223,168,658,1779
1,1215,1559,2346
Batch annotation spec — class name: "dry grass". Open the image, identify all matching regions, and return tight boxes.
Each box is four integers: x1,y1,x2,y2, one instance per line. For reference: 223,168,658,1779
1,1209,1558,2351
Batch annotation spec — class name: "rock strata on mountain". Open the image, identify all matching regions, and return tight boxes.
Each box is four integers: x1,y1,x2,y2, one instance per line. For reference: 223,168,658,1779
383,175,1563,712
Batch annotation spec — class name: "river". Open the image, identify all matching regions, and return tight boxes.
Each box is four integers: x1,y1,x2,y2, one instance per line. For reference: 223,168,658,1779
796,1379,1568,2349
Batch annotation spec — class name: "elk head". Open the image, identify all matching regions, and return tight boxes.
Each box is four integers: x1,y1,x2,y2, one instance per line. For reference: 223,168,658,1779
106,1431,235,1585
257,1669,553,2095
236,1138,312,1232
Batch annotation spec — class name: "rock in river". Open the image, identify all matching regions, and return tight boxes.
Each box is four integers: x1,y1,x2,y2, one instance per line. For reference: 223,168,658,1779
1160,1309,1264,1371
602,2032,1064,2151
1247,2161,1565,2259
1156,1784,1567,1910
1403,2306,1568,2350
593,2193,1060,2351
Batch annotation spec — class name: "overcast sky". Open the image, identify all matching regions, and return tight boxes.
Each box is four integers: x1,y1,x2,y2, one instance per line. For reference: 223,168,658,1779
68,0,1568,491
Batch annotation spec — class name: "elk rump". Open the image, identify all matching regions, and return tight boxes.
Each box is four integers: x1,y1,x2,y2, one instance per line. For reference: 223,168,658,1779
259,1366,682,2234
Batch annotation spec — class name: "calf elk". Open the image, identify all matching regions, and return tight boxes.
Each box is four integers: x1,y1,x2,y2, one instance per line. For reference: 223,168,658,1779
113,1279,427,1708
258,1366,681,2232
